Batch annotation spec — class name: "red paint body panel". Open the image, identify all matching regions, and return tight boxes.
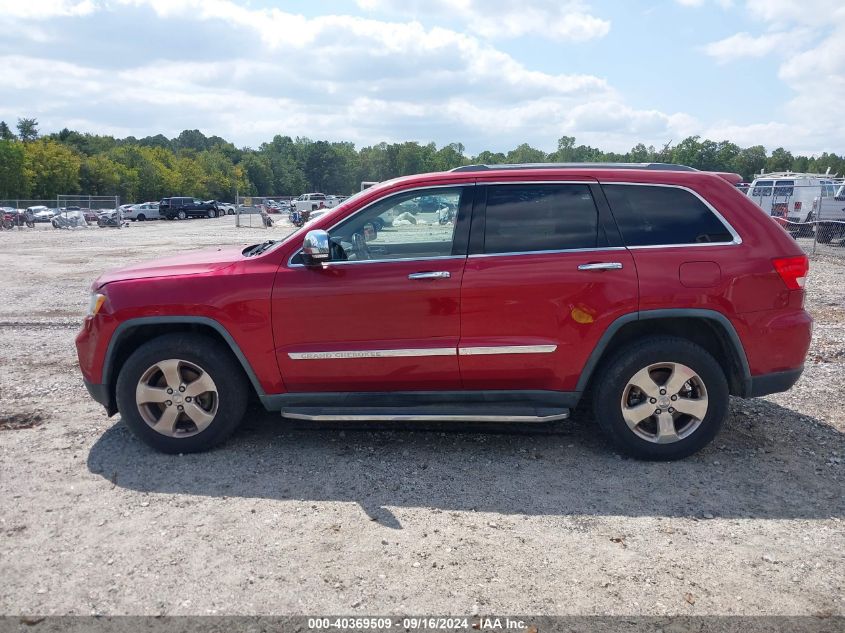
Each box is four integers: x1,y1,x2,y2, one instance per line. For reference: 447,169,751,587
271,258,466,391
458,249,638,391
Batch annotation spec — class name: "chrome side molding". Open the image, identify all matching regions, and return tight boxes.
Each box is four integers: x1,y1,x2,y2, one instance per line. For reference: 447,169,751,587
288,344,558,360
458,345,557,356
287,348,455,360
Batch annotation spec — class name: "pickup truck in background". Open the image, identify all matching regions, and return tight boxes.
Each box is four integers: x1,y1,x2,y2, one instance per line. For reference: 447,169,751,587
813,184,845,243
291,193,341,212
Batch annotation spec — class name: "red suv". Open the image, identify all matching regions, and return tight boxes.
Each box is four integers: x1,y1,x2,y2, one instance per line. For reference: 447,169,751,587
76,164,812,459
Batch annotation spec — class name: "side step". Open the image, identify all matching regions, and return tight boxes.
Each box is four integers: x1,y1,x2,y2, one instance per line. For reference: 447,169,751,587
281,404,570,423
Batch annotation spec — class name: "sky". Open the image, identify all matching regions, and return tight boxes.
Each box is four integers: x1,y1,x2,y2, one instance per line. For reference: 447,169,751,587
1,0,843,155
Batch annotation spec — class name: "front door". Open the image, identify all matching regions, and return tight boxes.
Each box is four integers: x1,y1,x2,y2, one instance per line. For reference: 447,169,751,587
458,180,639,393
272,185,472,392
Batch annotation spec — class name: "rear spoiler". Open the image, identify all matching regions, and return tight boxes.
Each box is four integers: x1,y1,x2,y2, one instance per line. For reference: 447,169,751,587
711,172,743,185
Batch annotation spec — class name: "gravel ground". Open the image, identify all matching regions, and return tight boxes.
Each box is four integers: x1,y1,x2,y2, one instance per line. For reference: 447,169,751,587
0,218,843,618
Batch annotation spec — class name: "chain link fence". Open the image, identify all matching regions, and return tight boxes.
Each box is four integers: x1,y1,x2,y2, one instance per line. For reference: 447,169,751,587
0,196,120,230
234,195,285,229
745,182,845,258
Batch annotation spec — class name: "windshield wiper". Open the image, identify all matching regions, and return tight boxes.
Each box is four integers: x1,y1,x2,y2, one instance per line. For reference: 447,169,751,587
244,240,277,257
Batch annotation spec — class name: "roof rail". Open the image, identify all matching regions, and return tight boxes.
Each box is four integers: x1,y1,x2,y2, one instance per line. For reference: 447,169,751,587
450,162,699,173
754,171,840,179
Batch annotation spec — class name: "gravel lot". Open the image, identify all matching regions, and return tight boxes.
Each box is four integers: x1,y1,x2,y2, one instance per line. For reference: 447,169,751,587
0,217,843,618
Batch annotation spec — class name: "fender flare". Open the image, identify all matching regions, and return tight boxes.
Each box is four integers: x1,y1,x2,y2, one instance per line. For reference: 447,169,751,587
575,309,752,396
102,316,267,397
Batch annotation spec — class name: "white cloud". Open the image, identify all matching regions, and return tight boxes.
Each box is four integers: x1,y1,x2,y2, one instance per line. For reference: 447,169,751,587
355,0,610,41
674,0,734,8
0,0,97,18
696,1,845,151
703,31,790,63
0,0,639,151
1,0,842,155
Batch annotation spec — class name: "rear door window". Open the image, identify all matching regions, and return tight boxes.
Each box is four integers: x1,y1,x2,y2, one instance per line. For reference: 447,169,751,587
752,180,773,197
482,184,598,254
603,184,734,246
773,180,794,197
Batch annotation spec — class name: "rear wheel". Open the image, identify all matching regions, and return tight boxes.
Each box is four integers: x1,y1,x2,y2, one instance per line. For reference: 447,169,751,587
177,210,187,220
592,336,728,460
207,209,217,218
137,214,146,221
115,333,249,453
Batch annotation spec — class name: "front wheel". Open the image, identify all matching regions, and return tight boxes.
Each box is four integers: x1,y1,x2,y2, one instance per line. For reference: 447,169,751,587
115,333,249,453
592,336,728,460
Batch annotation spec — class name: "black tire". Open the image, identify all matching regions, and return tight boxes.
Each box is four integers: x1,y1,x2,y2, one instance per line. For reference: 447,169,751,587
177,210,187,220
207,209,217,218
137,214,146,221
591,336,728,461
115,333,249,453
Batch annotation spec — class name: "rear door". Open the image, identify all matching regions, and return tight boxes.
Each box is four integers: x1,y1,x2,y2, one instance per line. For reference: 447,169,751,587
458,179,639,393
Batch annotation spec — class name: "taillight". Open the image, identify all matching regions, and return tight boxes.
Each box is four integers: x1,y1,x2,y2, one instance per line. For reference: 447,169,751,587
794,201,802,211
772,256,808,290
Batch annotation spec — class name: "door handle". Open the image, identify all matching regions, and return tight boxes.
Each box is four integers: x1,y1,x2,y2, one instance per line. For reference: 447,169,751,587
408,271,451,280
578,262,623,271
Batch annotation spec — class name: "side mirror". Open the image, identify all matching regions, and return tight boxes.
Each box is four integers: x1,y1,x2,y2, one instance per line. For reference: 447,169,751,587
302,229,330,264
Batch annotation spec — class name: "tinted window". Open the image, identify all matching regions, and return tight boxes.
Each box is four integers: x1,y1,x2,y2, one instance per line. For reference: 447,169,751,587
603,185,733,246
483,184,598,254
774,180,794,197
751,180,773,197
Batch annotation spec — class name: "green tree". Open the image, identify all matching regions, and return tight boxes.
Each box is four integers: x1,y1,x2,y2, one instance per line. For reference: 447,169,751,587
16,117,39,142
765,147,794,173
506,143,546,164
0,140,26,198
22,139,81,197
0,121,14,141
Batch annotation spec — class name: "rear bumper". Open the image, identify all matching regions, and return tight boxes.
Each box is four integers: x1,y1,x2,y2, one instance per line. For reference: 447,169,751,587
747,366,803,398
84,379,117,416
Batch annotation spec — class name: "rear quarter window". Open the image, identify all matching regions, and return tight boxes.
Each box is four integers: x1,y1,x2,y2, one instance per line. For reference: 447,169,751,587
603,184,734,247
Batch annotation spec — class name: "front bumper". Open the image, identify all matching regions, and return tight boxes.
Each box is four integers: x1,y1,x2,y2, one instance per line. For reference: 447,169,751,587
83,379,117,416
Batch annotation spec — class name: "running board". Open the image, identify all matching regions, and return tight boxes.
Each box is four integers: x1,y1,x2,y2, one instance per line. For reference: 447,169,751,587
281,405,570,423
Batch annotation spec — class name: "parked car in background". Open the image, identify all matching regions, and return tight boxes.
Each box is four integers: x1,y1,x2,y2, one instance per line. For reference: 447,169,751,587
77,163,811,460
124,202,160,221
160,197,220,220
29,206,54,222
217,203,236,215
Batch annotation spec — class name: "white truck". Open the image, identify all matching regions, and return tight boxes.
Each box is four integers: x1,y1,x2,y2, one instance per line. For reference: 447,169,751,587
746,172,839,236
291,193,340,212
813,183,845,243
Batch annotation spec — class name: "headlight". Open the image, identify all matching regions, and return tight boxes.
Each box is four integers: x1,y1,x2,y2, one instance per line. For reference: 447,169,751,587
88,292,106,316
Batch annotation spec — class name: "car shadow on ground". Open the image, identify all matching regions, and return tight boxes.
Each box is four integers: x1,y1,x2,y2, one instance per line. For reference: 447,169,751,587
87,398,844,528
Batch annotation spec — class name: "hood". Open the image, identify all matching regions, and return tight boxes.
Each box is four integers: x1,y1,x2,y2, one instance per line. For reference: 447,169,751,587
95,246,245,287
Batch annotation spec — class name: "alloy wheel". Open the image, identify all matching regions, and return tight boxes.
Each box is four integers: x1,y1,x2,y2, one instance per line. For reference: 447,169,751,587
620,362,708,444
135,359,218,437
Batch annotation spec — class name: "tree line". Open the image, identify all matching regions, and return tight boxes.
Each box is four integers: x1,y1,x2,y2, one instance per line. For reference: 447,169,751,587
1,117,843,203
